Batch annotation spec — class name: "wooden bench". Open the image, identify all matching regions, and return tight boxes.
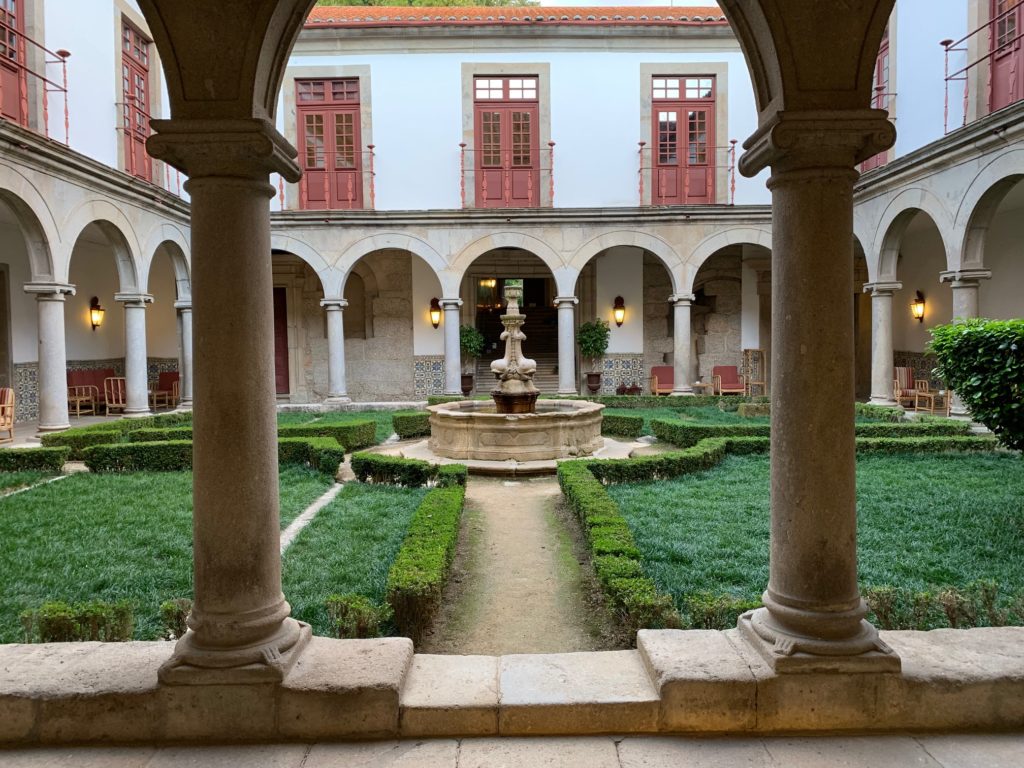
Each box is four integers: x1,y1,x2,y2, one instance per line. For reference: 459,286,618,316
67,368,116,417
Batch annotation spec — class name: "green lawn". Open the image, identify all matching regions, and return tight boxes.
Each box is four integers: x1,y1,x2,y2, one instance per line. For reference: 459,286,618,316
282,483,425,636
609,453,1024,628
0,467,333,642
0,471,54,494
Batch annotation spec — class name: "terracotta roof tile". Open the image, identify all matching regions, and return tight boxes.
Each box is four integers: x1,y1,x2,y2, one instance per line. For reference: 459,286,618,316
305,5,727,28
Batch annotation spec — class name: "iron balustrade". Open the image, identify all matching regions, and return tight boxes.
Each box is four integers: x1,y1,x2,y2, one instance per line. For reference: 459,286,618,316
459,142,555,208
0,16,69,145
943,4,1024,134
637,139,737,206
295,145,376,210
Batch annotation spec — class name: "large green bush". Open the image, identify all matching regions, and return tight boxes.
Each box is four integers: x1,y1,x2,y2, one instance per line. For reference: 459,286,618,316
577,319,610,371
930,318,1024,450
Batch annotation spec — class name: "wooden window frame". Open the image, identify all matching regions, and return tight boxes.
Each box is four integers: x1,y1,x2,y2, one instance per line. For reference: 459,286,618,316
295,77,366,210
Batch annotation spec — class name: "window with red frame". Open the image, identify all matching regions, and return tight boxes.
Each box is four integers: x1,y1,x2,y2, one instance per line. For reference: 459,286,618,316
122,21,152,181
296,78,365,209
0,0,26,126
862,25,891,172
651,76,716,205
991,0,1024,112
473,76,540,208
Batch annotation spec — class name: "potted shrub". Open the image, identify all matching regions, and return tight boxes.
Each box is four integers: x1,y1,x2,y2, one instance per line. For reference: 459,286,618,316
577,318,610,394
459,324,486,396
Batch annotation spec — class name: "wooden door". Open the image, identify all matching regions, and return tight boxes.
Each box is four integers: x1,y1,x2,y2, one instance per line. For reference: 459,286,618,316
0,0,24,125
651,77,716,205
121,22,152,180
474,77,540,208
297,79,363,210
273,287,290,395
991,0,1024,112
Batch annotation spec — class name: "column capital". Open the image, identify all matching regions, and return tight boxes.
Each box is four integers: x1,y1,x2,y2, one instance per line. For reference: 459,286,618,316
173,299,193,312
439,298,463,309
148,117,300,182
24,281,75,299
669,293,695,306
939,269,992,285
740,109,896,177
319,297,348,310
115,293,154,306
554,295,578,307
863,281,902,296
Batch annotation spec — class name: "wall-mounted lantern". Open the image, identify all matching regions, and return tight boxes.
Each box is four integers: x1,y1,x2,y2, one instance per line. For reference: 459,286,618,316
613,296,626,327
89,297,105,331
911,291,925,323
429,297,442,329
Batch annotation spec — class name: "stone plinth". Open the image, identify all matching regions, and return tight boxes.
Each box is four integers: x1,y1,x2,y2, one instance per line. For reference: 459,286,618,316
427,400,604,462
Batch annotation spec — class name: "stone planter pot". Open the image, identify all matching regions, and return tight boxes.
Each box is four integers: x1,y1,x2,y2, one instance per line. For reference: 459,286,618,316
585,371,603,394
460,373,475,397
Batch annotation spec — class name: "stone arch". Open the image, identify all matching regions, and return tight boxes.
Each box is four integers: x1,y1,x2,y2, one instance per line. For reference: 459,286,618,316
337,233,447,297
0,163,61,281
63,200,142,292
451,232,567,296
954,149,1024,272
871,188,954,280
568,231,684,294
270,233,335,295
141,223,192,300
681,226,772,293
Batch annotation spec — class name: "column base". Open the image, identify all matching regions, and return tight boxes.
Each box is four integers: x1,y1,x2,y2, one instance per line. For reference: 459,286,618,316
124,409,153,418
557,388,580,396
36,423,71,434
159,618,311,685
738,608,900,674
323,395,352,405
670,389,694,397
867,397,898,407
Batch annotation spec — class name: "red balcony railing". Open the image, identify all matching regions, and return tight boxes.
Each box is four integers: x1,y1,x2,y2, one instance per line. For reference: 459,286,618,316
297,146,376,210
0,17,69,145
459,142,555,208
942,4,1024,133
637,139,737,206
116,97,185,196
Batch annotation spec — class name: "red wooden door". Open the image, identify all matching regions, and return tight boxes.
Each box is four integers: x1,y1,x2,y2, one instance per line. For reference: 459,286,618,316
273,287,290,395
651,77,716,205
0,0,25,125
121,22,152,180
862,28,891,172
297,79,363,209
473,77,540,208
991,0,1024,112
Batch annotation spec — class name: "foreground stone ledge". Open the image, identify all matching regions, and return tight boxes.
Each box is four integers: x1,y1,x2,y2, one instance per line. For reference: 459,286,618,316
498,651,660,735
1,628,1023,745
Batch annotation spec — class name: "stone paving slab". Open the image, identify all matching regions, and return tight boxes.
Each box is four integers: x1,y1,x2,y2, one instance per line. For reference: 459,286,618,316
458,736,621,767
400,655,499,736
305,740,458,767
618,735,775,767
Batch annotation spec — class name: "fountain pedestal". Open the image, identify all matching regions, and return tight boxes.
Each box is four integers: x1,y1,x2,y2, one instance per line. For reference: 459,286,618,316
489,284,539,415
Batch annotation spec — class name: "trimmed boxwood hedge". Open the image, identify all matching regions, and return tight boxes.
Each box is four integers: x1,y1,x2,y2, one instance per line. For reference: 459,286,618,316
278,421,376,451
278,436,346,474
425,394,771,409
0,447,71,472
601,414,644,439
393,411,431,440
129,426,193,443
350,451,468,487
41,412,193,458
386,485,466,642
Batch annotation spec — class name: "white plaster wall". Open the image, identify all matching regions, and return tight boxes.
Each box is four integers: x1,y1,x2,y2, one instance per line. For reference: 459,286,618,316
281,47,768,210
892,218,950,352
596,246,643,353
740,261,758,349
894,1,967,158
1,220,38,363
66,242,125,360
411,255,444,356
978,195,1024,320
145,252,178,358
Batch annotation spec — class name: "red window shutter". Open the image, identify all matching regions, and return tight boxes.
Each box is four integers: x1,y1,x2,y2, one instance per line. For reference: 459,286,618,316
296,79,364,210
651,76,716,204
472,76,540,208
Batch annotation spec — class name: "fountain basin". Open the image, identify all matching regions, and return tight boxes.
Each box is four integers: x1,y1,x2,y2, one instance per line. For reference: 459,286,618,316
428,400,605,462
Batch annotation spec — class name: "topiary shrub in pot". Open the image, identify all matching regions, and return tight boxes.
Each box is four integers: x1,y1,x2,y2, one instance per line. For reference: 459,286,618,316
459,324,486,396
577,318,610,394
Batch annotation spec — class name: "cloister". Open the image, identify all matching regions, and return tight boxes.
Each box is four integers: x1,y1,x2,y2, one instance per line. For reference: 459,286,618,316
0,0,1022,755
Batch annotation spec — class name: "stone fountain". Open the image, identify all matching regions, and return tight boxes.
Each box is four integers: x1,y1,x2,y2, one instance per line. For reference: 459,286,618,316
427,282,603,463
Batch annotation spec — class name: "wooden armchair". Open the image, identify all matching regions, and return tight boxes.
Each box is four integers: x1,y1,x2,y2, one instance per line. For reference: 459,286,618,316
649,365,674,396
67,385,99,417
893,367,929,408
712,365,746,395
0,387,14,444
104,377,128,415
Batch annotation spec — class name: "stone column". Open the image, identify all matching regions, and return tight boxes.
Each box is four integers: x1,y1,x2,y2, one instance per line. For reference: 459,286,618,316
321,297,350,403
670,294,694,395
864,281,901,406
940,269,991,417
115,293,153,416
554,296,578,394
147,118,309,683
174,300,193,408
441,298,463,395
25,282,74,432
737,111,900,672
